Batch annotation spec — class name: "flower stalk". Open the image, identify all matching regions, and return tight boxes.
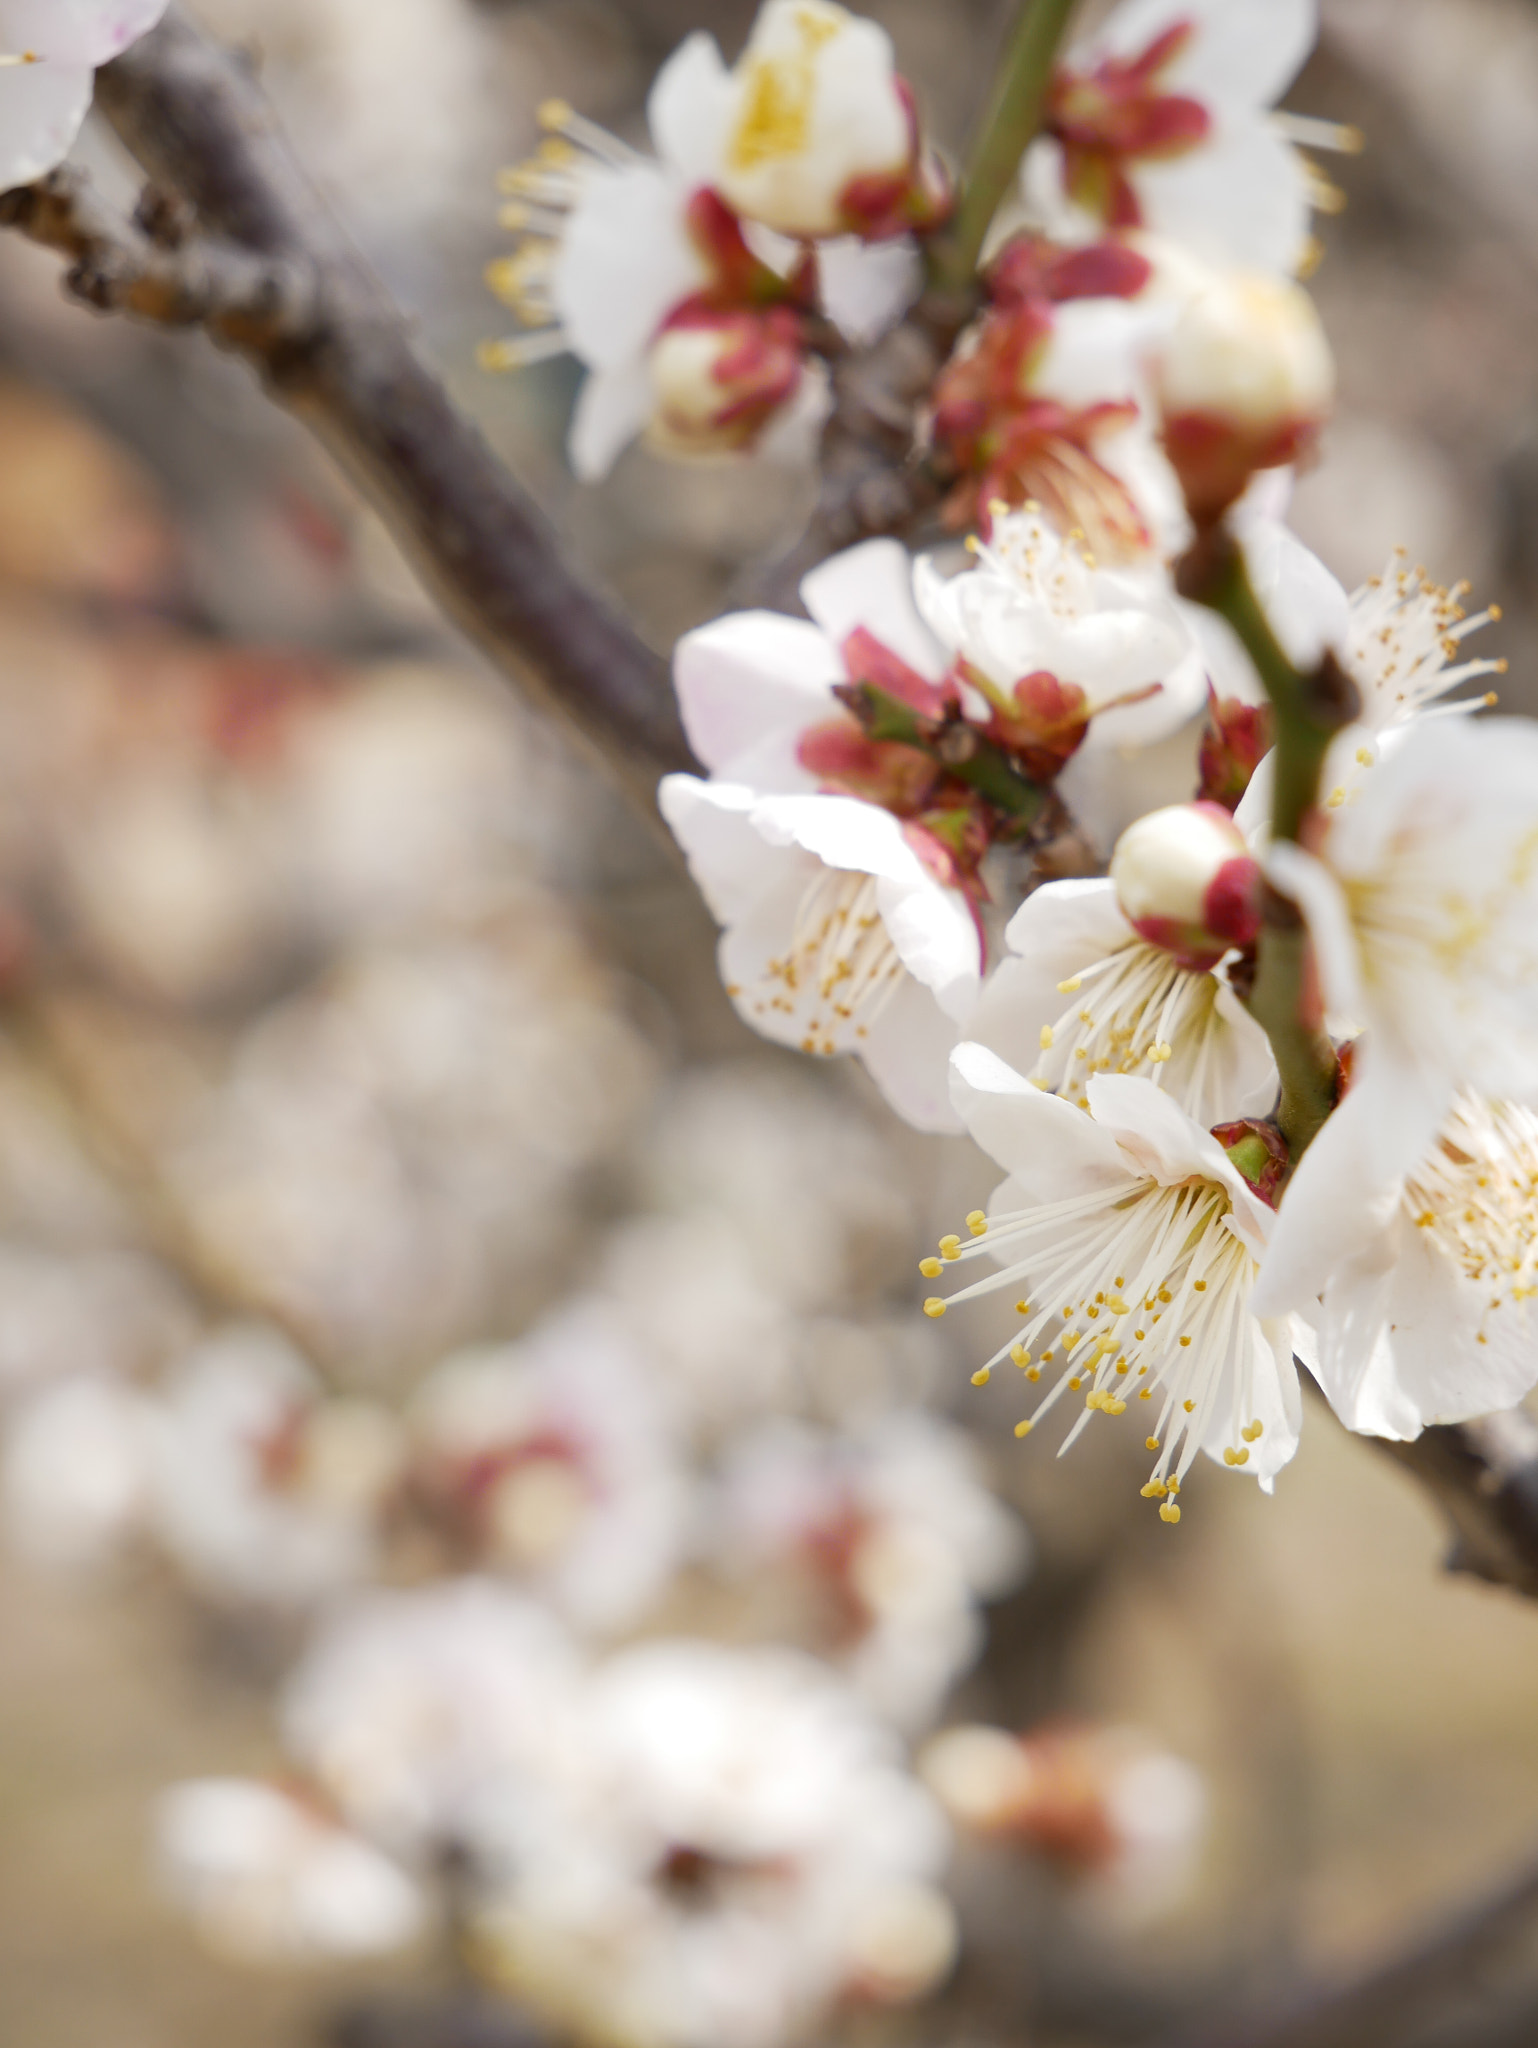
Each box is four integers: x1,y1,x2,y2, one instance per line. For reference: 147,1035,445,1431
1179,528,1359,1161
928,0,1080,294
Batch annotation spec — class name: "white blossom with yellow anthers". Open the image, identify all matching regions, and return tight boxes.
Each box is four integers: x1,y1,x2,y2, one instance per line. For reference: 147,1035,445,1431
970,878,1275,1129
0,1,168,189
926,1052,1313,1517
1257,1090,1538,1439
914,504,1205,752
660,540,982,1135
1266,716,1538,1181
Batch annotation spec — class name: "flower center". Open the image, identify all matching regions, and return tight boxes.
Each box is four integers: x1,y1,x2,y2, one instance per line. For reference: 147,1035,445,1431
925,1175,1265,1518
754,867,906,1057
1033,940,1222,1108
1406,1096,1538,1334
1047,24,1212,228
728,8,843,171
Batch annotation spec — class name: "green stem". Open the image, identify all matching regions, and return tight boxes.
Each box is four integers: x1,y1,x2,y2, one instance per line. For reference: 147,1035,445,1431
927,0,1080,294
1186,534,1357,1162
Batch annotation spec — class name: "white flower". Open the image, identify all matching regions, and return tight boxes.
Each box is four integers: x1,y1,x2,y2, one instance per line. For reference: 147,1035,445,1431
407,1300,691,1635
718,1413,1028,1730
1022,0,1326,274
671,0,939,241
930,1050,1312,1515
147,1325,402,1609
970,875,1275,1129
1256,1088,1538,1437
1266,717,1538,1178
914,504,1204,752
660,540,981,1134
156,1778,424,1964
282,1579,578,1856
473,1641,956,2048
482,2,933,481
1,1373,157,1573
0,1,168,189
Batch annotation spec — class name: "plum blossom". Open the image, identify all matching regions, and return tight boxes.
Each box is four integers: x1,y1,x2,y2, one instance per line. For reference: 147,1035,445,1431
481,0,943,480
148,1325,403,1609
929,236,1189,559
0,2,169,189
472,1641,957,2048
970,872,1275,1129
1265,717,1538,1177
660,539,983,1133
406,1300,691,1634
1022,0,1330,275
928,1052,1314,1517
1,1373,158,1573
717,1413,1028,1730
282,1579,578,1857
156,1779,424,1964
1256,1089,1538,1439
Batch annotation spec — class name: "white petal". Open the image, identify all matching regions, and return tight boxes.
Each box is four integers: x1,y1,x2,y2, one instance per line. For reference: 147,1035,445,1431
0,58,92,185
567,359,652,483
673,611,842,777
1264,839,1364,1021
1084,1073,1273,1240
646,30,736,184
1252,1081,1401,1319
0,0,167,65
817,237,922,346
1241,519,1350,672
875,868,981,1015
658,776,785,926
553,162,706,374
1088,0,1315,110
1135,118,1313,274
801,540,947,684
949,1042,1130,1195
860,976,965,1134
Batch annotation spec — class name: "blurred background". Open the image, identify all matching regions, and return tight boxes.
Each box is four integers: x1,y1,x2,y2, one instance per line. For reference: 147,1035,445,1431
2,2,1538,2045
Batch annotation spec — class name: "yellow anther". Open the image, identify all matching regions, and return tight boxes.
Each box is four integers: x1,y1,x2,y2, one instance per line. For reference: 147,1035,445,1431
1157,1289,1172,1304
1183,1399,1196,1413
923,1298,947,1318
1241,1421,1263,1442
1138,1387,1152,1400
1014,1418,1034,1438
1062,1330,1082,1352
1067,1376,1082,1390
1356,746,1374,766
971,1366,991,1387
1179,1334,1192,1347
1193,1279,1207,1292
967,1210,988,1236
939,1235,962,1260
1107,1298,1131,1315
1026,1366,1041,1381
537,97,574,128
1014,1300,1031,1315
1085,1390,1104,1410
1140,1480,1168,1499
1145,1436,1160,1452
1159,1501,1182,1524
1010,1344,1031,1367
920,1257,943,1279
1040,1025,1055,1050
1056,976,1082,993
1107,1398,1126,1416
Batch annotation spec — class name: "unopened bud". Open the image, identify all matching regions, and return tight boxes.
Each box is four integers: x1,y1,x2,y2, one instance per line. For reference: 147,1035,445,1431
645,307,805,459
1110,801,1261,969
1211,1118,1289,1206
1158,269,1333,523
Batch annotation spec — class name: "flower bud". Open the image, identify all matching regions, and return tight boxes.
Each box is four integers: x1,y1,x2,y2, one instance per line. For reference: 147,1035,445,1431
716,0,937,239
1157,269,1333,522
1110,801,1261,969
645,306,806,459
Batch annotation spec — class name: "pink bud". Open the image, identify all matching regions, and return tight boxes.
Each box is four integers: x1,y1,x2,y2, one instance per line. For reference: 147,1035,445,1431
1110,801,1261,969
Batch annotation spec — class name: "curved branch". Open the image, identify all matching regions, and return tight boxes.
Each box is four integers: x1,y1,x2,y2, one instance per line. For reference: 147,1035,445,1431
1374,1408,1538,1602
65,8,696,795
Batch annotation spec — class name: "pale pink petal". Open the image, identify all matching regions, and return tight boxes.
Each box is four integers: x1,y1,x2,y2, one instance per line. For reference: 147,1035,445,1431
949,1042,1130,1195
1242,519,1349,672
1135,118,1312,273
1251,1082,1402,1319
554,162,706,374
817,237,922,346
875,869,981,1016
800,540,947,684
860,977,965,1134
658,776,783,926
1264,840,1363,1020
0,0,167,65
673,612,842,777
1084,1073,1274,1246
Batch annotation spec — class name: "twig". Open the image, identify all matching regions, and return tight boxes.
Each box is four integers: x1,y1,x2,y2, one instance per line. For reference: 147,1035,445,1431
6,8,696,797
1178,528,1356,1157
929,0,1080,293
1375,1408,1538,1602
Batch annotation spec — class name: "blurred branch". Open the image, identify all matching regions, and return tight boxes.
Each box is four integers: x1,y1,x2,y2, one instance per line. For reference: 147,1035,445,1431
3,7,695,799
1168,1845,1538,2048
1375,1409,1538,1602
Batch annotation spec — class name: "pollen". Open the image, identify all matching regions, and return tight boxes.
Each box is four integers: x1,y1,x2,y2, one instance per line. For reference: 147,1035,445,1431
967,1210,988,1235
939,1235,962,1260
1015,1419,1034,1438
1145,1436,1160,1452
920,1257,943,1279
1159,1501,1182,1524
923,1298,947,1319
971,1366,991,1387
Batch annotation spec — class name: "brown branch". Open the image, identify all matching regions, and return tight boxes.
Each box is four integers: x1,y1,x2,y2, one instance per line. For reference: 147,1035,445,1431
7,7,697,797
1374,1408,1538,1601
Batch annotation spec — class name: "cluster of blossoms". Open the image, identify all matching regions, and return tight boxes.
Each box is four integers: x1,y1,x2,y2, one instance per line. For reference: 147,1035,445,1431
480,0,949,477
648,0,1538,1529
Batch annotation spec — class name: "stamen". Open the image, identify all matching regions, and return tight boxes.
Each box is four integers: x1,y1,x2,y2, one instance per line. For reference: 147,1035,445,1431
1271,112,1365,154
